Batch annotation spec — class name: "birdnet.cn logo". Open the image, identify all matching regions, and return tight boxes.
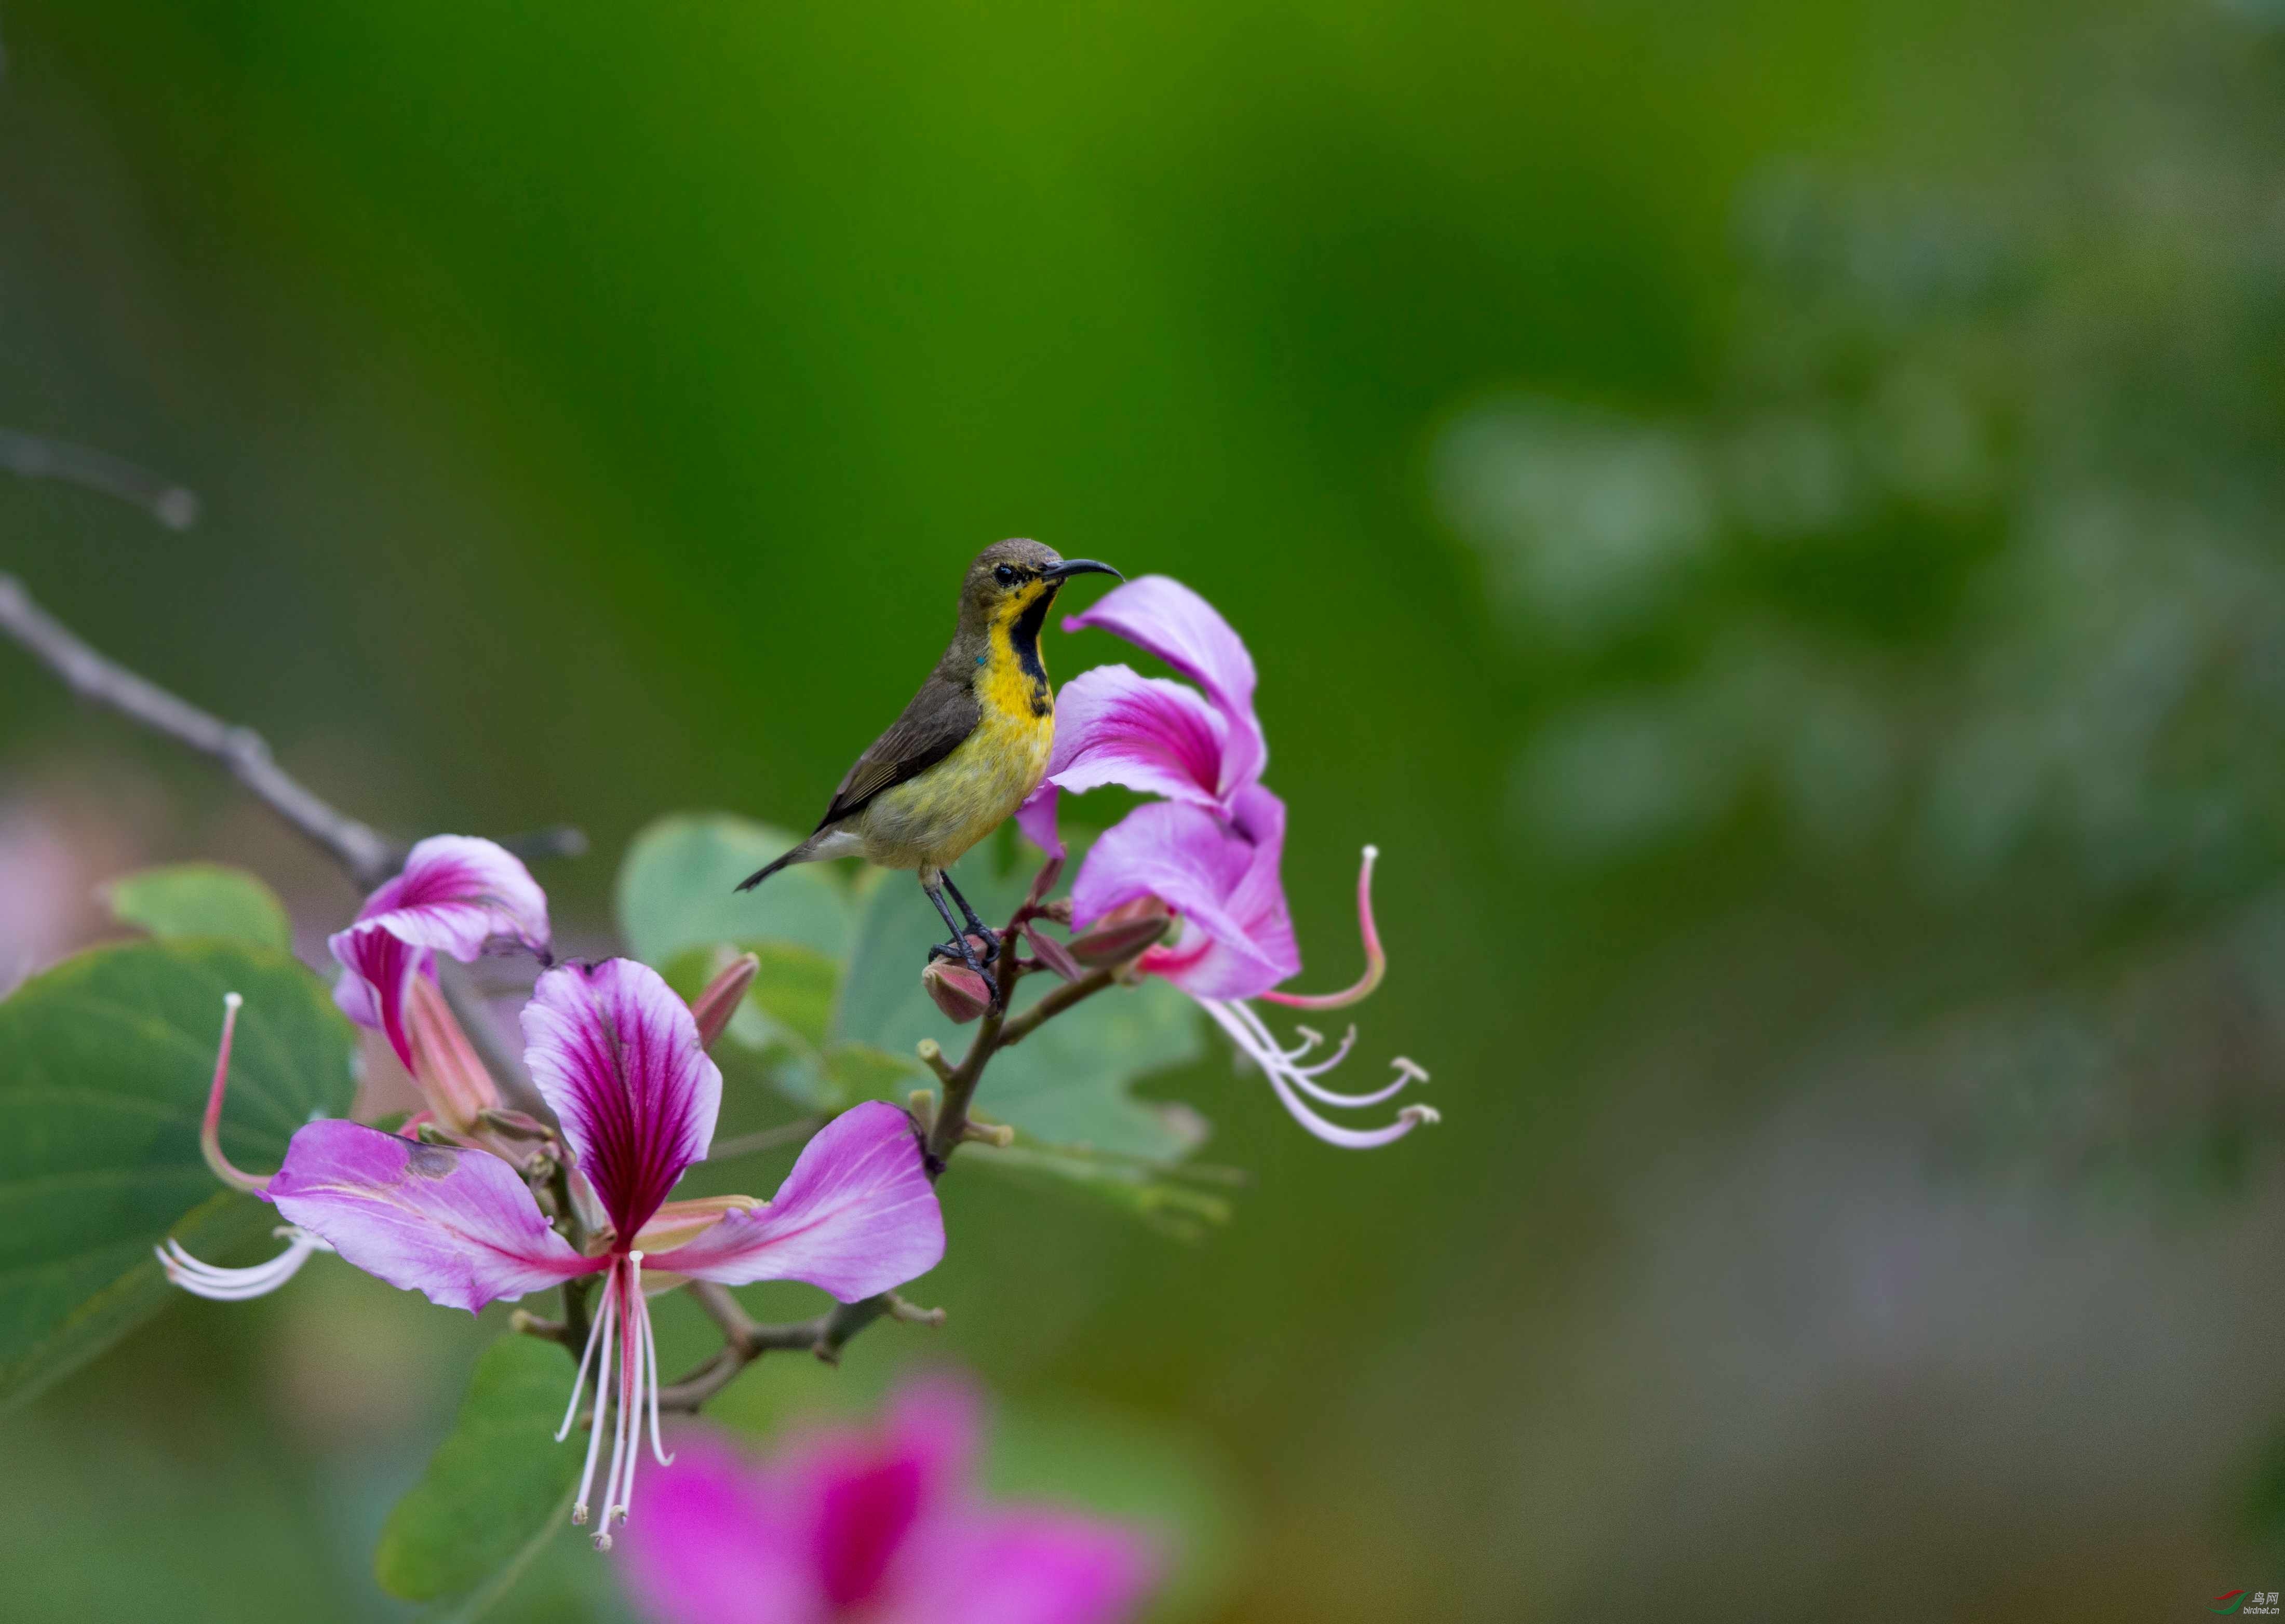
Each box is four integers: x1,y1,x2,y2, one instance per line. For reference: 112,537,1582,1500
2215,1591,2282,1615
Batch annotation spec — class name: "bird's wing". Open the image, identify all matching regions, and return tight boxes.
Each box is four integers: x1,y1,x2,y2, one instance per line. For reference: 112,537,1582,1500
815,676,982,830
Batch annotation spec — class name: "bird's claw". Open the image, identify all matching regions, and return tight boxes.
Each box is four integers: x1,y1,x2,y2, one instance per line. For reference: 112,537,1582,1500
928,930,1000,966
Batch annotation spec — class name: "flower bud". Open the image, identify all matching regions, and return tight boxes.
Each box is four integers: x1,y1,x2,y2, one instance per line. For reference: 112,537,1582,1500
1067,897,1174,967
1024,920,1084,983
922,955,993,1024
689,952,761,1048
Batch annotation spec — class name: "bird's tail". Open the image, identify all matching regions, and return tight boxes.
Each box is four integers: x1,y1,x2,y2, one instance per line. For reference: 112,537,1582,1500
735,850,799,892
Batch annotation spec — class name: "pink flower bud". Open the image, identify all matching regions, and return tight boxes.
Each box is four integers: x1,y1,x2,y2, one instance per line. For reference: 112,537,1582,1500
689,952,761,1049
1024,920,1084,982
1066,897,1173,967
921,955,993,1024
402,973,502,1136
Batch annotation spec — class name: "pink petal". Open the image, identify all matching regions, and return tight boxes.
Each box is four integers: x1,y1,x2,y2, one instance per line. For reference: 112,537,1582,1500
617,1438,826,1624
521,958,721,1240
1015,783,1065,860
647,1102,943,1300
328,835,551,1068
886,1509,1159,1624
266,1120,595,1315
1045,666,1232,808
1072,789,1299,1000
811,1444,926,1609
1065,575,1265,792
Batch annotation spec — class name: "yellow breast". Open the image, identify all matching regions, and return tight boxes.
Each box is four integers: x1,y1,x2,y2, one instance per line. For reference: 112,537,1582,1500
855,641,1054,874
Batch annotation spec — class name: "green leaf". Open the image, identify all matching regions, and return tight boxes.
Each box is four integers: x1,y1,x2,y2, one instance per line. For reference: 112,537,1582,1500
375,1335,582,1606
104,863,292,952
835,855,1206,1161
0,939,358,1415
967,1135,1238,1241
617,813,856,966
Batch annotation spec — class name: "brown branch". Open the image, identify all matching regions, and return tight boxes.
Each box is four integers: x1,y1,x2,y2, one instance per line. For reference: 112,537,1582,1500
0,571,404,888
704,1117,825,1162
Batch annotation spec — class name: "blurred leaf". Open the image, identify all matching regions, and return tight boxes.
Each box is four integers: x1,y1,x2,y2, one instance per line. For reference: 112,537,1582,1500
0,940,357,1415
822,1041,930,1108
967,1135,1237,1241
617,813,855,966
746,942,841,1051
104,863,292,952
836,854,1205,1161
375,1335,580,1608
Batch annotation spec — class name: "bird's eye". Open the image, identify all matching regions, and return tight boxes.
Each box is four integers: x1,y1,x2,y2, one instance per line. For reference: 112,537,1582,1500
993,564,1018,587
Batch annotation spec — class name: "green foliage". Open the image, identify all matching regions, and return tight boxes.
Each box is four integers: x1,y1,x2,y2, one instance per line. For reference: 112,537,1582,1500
104,863,293,952
617,813,856,966
374,1335,582,1611
621,816,1212,1198
0,939,357,1414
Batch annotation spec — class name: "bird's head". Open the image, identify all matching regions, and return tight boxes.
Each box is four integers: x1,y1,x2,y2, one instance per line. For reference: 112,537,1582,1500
958,539,1122,637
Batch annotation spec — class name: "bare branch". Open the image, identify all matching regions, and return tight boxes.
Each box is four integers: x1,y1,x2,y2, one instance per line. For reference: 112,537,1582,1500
704,1117,825,1162
0,572,404,887
0,428,199,530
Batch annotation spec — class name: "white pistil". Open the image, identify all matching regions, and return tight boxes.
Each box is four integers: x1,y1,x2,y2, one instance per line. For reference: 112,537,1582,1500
156,1227,331,1301
1200,997,1437,1149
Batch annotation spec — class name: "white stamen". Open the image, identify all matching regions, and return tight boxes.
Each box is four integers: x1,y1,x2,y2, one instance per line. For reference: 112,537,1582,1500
555,1271,612,1443
156,1227,330,1301
637,1253,674,1469
1199,998,1439,1149
569,1280,618,1527
1221,1002,1416,1108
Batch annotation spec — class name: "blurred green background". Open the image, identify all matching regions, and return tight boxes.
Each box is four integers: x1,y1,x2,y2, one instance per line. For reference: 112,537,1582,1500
7,0,2285,1618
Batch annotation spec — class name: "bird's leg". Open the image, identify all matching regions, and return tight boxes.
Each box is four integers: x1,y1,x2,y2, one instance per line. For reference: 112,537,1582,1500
922,878,998,1000
936,873,1000,964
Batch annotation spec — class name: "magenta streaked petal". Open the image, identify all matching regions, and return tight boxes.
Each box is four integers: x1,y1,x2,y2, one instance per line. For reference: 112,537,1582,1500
328,836,550,1067
1015,782,1064,860
266,1120,595,1314
328,927,428,1070
1071,790,1299,1000
1045,665,1231,808
647,1102,943,1300
521,959,722,1240
618,1439,824,1624
891,1509,1160,1624
1065,575,1265,792
811,1444,925,1609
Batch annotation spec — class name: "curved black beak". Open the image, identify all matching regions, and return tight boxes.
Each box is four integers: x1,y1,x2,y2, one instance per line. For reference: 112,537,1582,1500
1042,558,1123,584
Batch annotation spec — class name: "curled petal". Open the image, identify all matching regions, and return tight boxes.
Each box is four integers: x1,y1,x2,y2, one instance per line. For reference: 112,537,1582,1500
1045,665,1232,809
1261,845,1387,1011
267,1119,597,1314
1198,998,1435,1151
1077,790,1298,1001
329,835,551,1068
158,1227,331,1301
647,1102,944,1300
521,958,722,1239
1065,575,1265,791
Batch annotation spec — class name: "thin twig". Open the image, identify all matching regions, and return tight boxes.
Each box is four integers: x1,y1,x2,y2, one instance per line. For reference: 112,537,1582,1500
0,428,199,529
0,572,403,887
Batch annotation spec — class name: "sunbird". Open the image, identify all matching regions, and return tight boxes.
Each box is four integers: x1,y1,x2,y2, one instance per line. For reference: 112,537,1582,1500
737,539,1123,996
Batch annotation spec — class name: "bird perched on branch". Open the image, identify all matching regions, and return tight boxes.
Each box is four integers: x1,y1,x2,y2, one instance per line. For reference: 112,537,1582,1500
737,539,1122,997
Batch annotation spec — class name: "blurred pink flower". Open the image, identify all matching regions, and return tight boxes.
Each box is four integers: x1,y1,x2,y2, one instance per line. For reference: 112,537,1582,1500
1017,576,1434,1148
621,1377,1157,1624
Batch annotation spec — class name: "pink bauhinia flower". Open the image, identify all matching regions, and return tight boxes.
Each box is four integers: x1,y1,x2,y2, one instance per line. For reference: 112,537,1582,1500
164,858,945,1546
328,833,553,1077
619,1376,1157,1624
1017,576,1434,1148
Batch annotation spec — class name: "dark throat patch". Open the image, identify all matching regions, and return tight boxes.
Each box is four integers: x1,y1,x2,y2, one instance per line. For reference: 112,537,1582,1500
1010,585,1057,715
